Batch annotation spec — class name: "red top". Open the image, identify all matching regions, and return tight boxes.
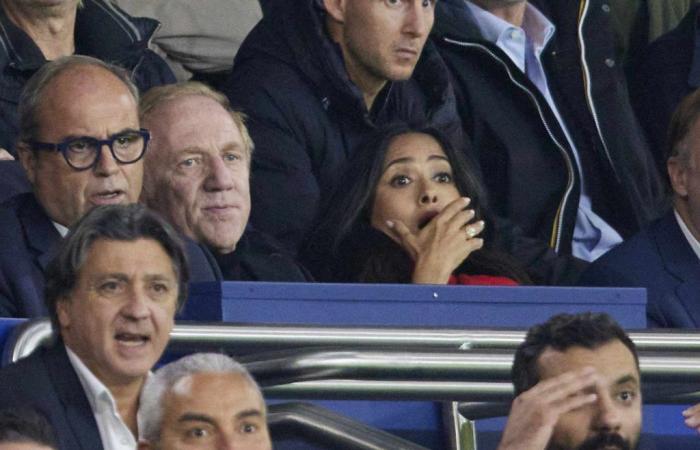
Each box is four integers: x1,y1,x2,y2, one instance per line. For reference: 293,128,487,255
448,274,519,286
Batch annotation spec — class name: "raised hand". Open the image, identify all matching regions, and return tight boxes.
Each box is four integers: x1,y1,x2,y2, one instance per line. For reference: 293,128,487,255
683,403,700,433
386,197,484,284
497,367,599,450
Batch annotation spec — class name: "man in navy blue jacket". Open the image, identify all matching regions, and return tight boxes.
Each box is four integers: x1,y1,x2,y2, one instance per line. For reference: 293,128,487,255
0,203,188,450
580,89,700,328
0,55,218,318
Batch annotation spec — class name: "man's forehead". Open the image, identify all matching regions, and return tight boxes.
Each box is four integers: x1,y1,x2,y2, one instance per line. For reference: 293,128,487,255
536,340,638,380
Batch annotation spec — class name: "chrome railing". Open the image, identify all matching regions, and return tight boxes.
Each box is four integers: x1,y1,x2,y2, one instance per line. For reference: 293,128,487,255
8,319,700,365
4,319,700,403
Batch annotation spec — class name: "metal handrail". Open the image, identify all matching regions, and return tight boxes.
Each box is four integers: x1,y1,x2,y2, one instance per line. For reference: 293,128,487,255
7,319,700,366
269,402,430,449
4,319,700,404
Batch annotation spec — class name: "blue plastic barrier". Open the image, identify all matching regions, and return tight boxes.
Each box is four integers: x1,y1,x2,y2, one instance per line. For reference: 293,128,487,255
183,282,648,448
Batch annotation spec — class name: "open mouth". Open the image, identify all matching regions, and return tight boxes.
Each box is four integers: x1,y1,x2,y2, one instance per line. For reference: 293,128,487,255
115,332,150,346
92,190,125,204
417,211,439,229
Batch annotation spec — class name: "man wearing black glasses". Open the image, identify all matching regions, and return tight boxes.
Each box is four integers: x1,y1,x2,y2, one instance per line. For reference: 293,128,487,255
0,55,219,318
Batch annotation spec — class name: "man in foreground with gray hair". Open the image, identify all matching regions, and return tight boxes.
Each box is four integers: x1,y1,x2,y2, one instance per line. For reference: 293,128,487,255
138,352,272,450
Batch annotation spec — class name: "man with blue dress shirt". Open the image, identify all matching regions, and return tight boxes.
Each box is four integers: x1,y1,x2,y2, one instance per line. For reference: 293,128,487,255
431,0,664,264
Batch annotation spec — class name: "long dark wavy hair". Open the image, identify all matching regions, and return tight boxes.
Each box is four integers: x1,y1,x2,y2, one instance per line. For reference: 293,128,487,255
303,123,529,283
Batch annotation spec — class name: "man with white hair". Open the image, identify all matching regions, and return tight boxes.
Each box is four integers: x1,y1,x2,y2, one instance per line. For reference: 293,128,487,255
138,353,272,450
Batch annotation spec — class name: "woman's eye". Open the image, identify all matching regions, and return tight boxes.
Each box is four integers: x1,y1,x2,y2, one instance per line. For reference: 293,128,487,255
389,175,411,187
434,172,453,183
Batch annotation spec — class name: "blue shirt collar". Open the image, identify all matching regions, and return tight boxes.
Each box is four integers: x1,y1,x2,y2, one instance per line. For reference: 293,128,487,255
465,1,555,55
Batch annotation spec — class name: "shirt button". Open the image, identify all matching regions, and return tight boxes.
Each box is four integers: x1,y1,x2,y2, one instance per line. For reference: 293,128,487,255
601,3,610,13
509,30,520,40
605,58,616,68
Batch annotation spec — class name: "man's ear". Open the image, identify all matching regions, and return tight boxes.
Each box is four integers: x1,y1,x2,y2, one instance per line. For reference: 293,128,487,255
323,0,346,23
56,297,72,330
16,142,37,185
667,156,689,198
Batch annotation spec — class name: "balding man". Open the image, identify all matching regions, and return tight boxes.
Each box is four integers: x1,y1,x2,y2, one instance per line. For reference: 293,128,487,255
0,56,218,318
138,353,272,450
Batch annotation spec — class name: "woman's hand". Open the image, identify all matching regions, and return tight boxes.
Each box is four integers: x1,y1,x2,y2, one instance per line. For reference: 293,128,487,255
386,197,484,284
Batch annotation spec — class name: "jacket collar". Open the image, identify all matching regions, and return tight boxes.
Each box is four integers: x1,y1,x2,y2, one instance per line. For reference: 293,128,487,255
15,193,61,271
653,210,700,283
44,341,105,450
0,0,159,71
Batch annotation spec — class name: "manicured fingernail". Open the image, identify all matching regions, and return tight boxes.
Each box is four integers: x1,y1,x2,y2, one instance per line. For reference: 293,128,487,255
463,197,471,204
386,220,394,228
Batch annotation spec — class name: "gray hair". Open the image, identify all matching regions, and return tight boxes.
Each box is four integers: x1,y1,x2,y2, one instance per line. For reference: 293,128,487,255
138,353,263,443
44,204,189,332
17,54,139,144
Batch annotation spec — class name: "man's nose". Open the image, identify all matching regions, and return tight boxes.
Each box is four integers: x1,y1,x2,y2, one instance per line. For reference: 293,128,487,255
94,144,119,176
204,156,235,191
403,1,433,37
594,394,623,433
120,287,150,320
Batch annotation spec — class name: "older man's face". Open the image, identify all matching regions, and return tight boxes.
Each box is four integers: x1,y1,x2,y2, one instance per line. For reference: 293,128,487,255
19,65,143,227
154,372,271,450
142,95,251,254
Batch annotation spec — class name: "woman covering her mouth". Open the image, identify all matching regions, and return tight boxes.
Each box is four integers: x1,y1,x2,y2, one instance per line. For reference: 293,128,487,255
303,123,529,285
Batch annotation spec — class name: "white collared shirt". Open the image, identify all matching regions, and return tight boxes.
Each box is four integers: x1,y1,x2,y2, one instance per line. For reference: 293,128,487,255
66,347,137,450
465,1,623,262
52,221,69,238
675,209,700,261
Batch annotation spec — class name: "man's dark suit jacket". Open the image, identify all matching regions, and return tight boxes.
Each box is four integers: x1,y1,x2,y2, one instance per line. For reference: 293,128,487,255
0,341,104,450
579,211,700,328
0,192,222,318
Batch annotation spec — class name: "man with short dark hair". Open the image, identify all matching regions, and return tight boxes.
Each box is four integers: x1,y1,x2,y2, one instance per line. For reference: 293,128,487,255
498,312,642,450
0,408,57,450
580,89,700,328
225,0,462,255
0,203,187,450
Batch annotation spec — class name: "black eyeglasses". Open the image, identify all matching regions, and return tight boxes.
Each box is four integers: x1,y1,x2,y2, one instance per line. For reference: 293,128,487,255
28,128,150,171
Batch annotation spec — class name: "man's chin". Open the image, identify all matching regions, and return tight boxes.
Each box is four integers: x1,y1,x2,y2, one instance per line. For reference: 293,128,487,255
547,433,635,450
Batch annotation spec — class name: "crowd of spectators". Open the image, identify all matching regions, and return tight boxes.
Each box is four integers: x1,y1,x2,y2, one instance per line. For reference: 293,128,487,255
0,0,699,448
